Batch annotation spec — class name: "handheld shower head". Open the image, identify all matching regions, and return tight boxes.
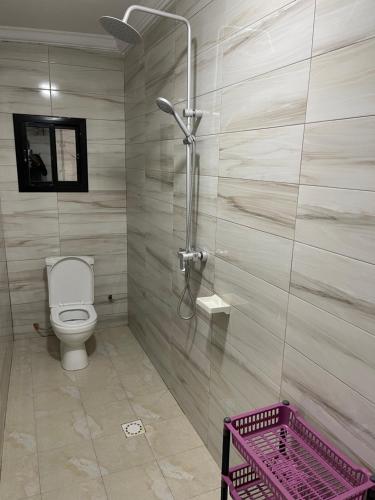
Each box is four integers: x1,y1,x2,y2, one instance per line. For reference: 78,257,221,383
156,97,175,115
156,97,192,140
99,16,142,45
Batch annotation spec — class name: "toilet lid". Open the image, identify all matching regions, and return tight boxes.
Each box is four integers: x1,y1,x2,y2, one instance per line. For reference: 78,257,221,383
47,256,94,307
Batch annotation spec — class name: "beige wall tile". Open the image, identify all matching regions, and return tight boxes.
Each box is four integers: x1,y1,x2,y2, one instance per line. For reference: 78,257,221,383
281,345,375,468
296,185,375,263
217,177,298,238
307,37,375,122
301,116,375,190
286,295,375,403
0,59,49,90
313,0,375,55
51,91,124,120
291,242,375,335
0,86,51,114
222,0,314,87
214,257,288,338
215,218,293,290
219,125,303,183
50,64,124,97
0,41,48,62
49,46,123,70
221,60,310,132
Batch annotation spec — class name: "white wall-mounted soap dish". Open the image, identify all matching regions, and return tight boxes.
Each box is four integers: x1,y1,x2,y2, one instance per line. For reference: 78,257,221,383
196,294,231,315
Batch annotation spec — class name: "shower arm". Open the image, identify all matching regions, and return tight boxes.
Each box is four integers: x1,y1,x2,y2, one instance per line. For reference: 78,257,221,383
122,5,193,129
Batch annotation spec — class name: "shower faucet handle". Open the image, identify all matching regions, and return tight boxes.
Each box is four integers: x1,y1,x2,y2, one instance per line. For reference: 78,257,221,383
177,248,208,272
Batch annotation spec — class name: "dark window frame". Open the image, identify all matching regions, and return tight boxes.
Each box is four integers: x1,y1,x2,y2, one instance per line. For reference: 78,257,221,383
13,114,88,192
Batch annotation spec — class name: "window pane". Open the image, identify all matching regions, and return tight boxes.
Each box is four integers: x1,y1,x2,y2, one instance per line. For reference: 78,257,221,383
26,125,53,184
55,128,78,182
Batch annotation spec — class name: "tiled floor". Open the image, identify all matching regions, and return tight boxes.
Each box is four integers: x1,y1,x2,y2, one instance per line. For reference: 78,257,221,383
0,326,220,499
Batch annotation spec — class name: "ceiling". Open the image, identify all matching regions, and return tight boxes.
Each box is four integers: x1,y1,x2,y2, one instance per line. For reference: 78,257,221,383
0,0,170,36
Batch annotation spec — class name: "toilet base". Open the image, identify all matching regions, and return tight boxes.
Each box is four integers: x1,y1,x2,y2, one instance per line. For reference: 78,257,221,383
60,342,88,371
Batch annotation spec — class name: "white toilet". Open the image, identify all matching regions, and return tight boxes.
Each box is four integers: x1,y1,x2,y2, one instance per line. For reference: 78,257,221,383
46,256,98,371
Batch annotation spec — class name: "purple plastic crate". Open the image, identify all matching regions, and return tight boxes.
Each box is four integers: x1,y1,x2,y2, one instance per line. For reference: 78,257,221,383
223,464,275,499
225,402,373,500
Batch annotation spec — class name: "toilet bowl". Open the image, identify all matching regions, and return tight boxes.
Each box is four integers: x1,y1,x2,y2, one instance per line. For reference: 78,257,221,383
46,256,97,371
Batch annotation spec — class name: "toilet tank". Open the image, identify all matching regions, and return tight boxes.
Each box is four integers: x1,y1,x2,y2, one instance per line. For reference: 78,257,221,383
46,256,94,307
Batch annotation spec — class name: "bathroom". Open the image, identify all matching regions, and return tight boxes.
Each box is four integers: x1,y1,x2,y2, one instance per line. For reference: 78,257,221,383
0,0,374,498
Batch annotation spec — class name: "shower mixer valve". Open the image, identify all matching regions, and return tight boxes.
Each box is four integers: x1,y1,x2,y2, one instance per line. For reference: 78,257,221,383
178,248,208,273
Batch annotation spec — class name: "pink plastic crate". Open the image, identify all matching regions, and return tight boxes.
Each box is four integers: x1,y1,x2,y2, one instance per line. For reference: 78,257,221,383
223,464,276,499
225,402,373,500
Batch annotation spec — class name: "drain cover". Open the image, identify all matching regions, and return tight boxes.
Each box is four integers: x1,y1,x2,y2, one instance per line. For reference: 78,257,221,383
121,419,145,438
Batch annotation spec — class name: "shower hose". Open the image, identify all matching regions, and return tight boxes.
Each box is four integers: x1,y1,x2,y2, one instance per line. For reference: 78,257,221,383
177,140,196,321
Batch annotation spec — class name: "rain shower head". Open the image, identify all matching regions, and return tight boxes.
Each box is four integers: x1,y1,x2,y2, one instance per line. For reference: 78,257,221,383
99,16,142,45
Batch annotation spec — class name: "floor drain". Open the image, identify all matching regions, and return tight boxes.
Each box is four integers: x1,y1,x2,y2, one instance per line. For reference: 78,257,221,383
121,419,145,438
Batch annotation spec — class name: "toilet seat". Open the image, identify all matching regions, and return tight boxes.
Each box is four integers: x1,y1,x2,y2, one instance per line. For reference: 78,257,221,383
50,304,97,334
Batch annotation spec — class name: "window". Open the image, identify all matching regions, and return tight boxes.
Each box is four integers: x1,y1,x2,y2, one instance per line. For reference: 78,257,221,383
13,114,88,192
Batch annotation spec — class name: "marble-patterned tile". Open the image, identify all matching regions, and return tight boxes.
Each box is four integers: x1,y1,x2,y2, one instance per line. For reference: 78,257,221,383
286,295,375,403
169,340,210,442
93,433,154,474
281,345,375,469
222,0,314,87
175,0,212,19
1,193,59,262
128,389,182,424
145,415,203,459
214,257,288,338
218,177,298,239
125,114,146,144
34,386,82,413
291,242,375,336
57,190,126,214
0,41,48,62
117,356,168,397
51,91,124,120
38,441,102,494
215,218,293,290
0,451,40,500
86,119,125,145
159,446,220,500
41,478,107,500
221,60,310,132
50,64,124,96
35,409,90,452
313,0,375,56
89,166,126,191
306,37,375,122
174,173,218,217
145,33,175,108
219,125,303,183
11,300,51,337
192,490,221,500
49,46,123,70
0,138,16,165
88,142,125,169
0,58,49,90
80,379,128,413
212,307,284,385
59,213,126,239
0,85,51,114
210,319,280,410
174,44,221,102
60,233,126,257
301,116,375,190
86,399,135,439
296,185,375,264
8,259,48,305
103,462,174,500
